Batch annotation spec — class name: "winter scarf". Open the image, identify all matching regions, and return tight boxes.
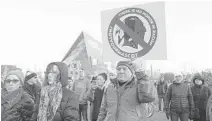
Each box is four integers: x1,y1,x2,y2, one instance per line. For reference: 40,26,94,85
37,82,62,121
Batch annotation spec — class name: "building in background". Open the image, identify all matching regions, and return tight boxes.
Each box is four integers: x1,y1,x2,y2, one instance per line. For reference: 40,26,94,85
1,65,21,80
62,31,103,81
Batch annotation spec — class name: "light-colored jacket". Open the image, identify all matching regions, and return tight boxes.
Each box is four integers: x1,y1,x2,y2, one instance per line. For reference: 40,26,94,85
97,77,148,121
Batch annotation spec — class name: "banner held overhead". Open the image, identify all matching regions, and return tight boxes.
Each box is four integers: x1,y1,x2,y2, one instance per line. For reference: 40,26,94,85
101,2,167,62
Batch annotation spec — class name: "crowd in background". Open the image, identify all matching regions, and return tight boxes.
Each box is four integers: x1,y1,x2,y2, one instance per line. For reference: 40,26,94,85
1,61,212,121
155,72,212,121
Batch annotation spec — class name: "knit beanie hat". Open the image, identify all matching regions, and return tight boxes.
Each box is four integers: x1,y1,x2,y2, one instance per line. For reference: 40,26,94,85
116,61,134,74
4,70,24,86
25,72,37,82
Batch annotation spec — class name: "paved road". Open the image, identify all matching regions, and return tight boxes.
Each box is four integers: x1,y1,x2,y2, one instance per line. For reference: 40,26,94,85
87,102,170,121
147,111,169,121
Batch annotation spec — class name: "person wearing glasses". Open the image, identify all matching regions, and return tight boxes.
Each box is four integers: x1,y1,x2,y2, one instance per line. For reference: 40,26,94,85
33,62,79,121
1,70,34,121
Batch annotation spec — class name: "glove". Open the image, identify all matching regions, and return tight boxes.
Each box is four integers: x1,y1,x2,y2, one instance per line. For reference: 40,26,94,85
137,82,155,103
165,111,170,120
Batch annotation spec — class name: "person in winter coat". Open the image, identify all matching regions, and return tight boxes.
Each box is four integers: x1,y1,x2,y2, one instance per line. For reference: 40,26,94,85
157,74,168,111
207,79,212,93
72,69,89,121
206,94,212,121
164,72,195,121
25,71,42,87
88,76,97,121
34,62,79,121
24,72,41,107
97,61,155,121
66,76,74,90
87,73,107,121
1,70,34,121
191,75,211,121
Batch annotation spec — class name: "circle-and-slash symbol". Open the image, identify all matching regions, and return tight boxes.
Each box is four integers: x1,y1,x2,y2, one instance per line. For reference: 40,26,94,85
108,8,157,59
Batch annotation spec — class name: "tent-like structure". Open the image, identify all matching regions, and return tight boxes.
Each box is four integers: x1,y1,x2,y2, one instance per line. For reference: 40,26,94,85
62,31,103,77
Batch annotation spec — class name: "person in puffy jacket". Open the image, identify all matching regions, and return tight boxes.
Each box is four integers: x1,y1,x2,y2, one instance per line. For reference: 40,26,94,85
191,74,211,121
1,70,34,121
33,62,79,121
164,72,195,121
97,61,154,121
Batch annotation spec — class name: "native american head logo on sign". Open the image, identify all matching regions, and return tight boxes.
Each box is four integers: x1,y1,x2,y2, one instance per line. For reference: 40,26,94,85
68,61,82,80
108,8,157,59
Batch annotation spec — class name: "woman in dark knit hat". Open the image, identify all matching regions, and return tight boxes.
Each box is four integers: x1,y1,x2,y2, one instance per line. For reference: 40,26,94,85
24,72,41,105
191,74,211,121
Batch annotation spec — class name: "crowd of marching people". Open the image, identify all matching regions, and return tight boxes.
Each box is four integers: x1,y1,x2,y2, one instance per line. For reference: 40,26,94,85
1,60,212,121
156,72,212,121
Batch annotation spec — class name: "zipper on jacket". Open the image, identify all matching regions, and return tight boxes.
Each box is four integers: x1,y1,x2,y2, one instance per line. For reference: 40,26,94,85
115,90,120,121
114,79,134,121
180,84,183,112
114,79,119,121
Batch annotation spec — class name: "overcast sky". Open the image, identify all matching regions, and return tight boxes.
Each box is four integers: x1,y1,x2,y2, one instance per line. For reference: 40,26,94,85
1,0,212,72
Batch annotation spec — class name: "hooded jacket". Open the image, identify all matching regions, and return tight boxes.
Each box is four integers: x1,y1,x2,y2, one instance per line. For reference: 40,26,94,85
1,70,34,121
191,75,211,111
164,82,195,113
33,62,79,121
